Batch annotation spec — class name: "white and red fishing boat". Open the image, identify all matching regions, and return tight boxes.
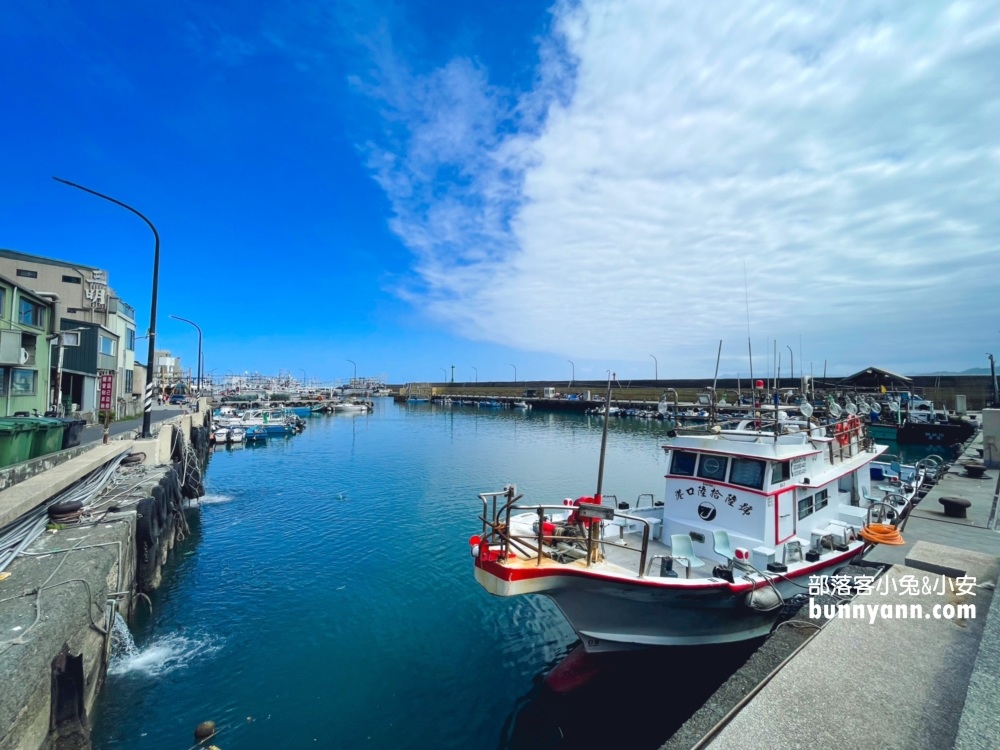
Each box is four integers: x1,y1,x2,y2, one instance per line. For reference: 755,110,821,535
471,387,929,653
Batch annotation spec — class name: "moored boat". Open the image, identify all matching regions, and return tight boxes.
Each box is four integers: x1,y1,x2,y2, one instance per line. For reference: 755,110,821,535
470,399,923,652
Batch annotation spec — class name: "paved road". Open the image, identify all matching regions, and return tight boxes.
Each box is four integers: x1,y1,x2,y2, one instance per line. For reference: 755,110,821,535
80,404,189,445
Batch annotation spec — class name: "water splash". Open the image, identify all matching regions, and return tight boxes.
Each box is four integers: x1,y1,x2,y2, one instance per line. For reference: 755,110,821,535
108,626,222,678
195,494,234,505
109,612,137,662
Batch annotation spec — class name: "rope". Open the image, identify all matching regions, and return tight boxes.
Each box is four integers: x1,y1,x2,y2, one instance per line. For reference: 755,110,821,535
860,523,905,545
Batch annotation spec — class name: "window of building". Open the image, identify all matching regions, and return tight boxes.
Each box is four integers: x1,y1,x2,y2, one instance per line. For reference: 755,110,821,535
670,450,697,477
697,454,729,482
126,328,136,351
772,460,792,485
62,275,82,284
16,269,38,278
125,369,133,394
17,299,45,328
11,368,36,395
0,368,6,395
99,335,117,357
730,458,766,490
0,289,5,319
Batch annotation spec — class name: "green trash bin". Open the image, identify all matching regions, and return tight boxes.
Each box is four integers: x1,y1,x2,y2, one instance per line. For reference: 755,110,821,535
0,420,36,468
33,418,66,457
4,418,65,459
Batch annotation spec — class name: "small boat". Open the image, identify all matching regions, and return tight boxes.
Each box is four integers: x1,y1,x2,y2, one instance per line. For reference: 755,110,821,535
512,401,531,410
470,391,923,652
244,425,267,443
228,426,245,444
211,425,230,444
330,399,374,413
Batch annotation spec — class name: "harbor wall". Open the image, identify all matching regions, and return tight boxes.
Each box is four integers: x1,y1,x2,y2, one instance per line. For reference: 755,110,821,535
407,374,996,409
0,411,210,750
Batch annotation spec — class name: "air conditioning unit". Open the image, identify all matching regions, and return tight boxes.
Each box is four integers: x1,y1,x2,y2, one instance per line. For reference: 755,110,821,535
0,330,22,364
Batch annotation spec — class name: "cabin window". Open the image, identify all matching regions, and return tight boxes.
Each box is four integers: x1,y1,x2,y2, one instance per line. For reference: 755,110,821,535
697,455,728,482
798,495,814,520
670,450,697,477
730,458,765,490
814,489,829,512
772,460,792,484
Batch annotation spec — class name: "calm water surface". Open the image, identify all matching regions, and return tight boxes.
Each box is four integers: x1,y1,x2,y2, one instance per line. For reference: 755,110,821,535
90,404,935,749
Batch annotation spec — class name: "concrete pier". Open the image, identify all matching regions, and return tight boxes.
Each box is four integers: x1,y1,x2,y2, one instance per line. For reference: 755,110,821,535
0,409,210,750
663,425,1000,750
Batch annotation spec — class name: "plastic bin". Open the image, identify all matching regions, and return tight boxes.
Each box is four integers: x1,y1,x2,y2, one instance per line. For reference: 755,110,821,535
58,418,88,450
0,420,37,468
33,418,66,457
4,417,66,459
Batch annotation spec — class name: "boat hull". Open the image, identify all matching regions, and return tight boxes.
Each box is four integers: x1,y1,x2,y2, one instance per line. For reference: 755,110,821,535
475,549,859,651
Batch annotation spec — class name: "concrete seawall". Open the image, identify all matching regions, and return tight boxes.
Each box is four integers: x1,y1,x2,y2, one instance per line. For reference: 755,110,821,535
0,408,211,750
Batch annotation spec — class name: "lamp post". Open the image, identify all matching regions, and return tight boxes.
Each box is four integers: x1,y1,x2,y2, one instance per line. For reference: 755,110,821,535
650,354,658,381
299,368,307,388
347,359,357,388
509,364,517,384
55,177,160,438
472,366,477,383
786,345,794,390
169,315,202,393
567,359,575,387
441,367,448,383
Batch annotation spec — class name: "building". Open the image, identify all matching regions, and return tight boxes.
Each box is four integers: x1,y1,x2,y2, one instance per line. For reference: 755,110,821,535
0,249,139,415
0,273,55,416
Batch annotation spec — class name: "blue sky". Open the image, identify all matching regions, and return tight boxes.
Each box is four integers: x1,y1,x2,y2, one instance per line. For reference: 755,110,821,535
2,1,998,385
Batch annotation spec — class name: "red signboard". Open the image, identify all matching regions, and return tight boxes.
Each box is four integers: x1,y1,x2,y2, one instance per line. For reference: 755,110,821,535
99,374,114,410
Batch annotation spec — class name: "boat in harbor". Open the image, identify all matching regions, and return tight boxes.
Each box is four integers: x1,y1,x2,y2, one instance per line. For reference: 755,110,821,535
470,395,927,652
329,399,374,413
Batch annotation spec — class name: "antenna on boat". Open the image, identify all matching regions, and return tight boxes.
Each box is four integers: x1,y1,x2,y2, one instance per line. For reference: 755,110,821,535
744,261,754,386
594,370,614,504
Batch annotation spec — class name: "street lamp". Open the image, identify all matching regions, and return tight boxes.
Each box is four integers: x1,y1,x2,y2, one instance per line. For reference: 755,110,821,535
567,360,575,387
441,367,448,382
55,177,160,438
169,315,202,393
347,359,357,387
509,363,517,383
299,368,307,387
650,354,658,381
472,366,478,383
786,345,794,390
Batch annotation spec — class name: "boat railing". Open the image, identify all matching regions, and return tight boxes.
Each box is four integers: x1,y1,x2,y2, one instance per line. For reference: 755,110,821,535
478,488,656,577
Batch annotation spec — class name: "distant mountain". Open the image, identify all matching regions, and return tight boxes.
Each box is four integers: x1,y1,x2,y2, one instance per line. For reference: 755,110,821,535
916,367,992,375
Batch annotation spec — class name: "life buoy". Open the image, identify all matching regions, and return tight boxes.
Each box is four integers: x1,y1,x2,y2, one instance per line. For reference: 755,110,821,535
848,415,860,435
317,395,324,401
835,422,849,446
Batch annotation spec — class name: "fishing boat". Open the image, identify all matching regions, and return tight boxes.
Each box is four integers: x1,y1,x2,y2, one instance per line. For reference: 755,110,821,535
470,388,924,652
244,425,267,443
330,399,374,413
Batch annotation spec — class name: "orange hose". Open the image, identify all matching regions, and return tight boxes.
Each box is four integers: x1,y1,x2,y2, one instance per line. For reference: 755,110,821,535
860,523,905,545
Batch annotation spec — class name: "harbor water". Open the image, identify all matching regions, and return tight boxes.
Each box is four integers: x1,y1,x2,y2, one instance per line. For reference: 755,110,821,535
90,404,937,749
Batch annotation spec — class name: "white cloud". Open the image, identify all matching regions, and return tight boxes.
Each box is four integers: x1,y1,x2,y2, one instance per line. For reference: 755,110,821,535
365,0,1000,375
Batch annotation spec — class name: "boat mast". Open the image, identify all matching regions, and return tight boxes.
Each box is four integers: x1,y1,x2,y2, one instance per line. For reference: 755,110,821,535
595,371,614,503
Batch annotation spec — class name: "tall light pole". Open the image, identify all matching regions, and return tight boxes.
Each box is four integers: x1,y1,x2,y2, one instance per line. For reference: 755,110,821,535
55,177,160,438
441,367,448,382
786,345,794,390
169,315,202,393
299,368,307,387
650,354,658,381
347,359,357,387
472,366,478,383
567,359,575,387
509,363,517,384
